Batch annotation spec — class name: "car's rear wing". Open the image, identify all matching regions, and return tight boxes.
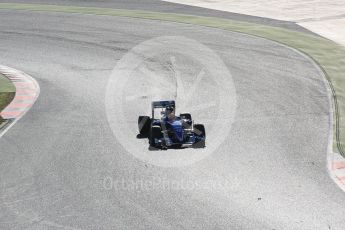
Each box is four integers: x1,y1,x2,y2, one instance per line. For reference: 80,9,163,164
151,100,175,109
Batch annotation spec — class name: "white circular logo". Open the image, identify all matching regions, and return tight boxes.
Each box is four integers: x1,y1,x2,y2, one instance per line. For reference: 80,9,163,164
106,36,237,167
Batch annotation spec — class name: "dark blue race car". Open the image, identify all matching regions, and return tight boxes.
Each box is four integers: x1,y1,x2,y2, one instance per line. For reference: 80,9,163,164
138,100,206,149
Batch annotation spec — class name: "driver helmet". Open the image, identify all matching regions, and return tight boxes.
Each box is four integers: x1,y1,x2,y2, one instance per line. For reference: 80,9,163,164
165,106,174,113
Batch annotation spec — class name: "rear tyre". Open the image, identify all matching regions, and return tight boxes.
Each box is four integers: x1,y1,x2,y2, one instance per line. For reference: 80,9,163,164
138,116,151,136
193,124,206,148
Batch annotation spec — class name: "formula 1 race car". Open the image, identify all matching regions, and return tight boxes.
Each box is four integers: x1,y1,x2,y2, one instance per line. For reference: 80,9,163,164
138,100,206,149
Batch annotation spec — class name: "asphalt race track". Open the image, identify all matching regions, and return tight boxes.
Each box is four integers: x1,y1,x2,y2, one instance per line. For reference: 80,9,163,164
1,1,345,230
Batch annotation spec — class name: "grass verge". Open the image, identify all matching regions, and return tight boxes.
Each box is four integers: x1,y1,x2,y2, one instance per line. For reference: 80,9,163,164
0,73,15,126
0,3,344,155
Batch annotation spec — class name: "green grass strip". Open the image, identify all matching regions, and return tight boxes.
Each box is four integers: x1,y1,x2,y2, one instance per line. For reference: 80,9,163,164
0,73,15,124
0,3,344,155
0,73,15,93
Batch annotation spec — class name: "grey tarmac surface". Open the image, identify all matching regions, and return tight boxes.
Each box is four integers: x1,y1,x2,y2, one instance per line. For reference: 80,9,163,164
0,6,345,230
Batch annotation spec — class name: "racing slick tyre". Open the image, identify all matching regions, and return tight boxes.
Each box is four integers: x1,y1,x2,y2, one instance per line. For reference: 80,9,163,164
150,125,162,147
193,124,206,148
138,116,151,136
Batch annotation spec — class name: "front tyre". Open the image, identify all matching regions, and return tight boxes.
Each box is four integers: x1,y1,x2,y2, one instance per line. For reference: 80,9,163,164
138,116,151,136
150,125,162,147
193,124,206,148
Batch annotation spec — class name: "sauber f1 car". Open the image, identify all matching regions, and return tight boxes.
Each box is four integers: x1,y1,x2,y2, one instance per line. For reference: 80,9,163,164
138,100,206,149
